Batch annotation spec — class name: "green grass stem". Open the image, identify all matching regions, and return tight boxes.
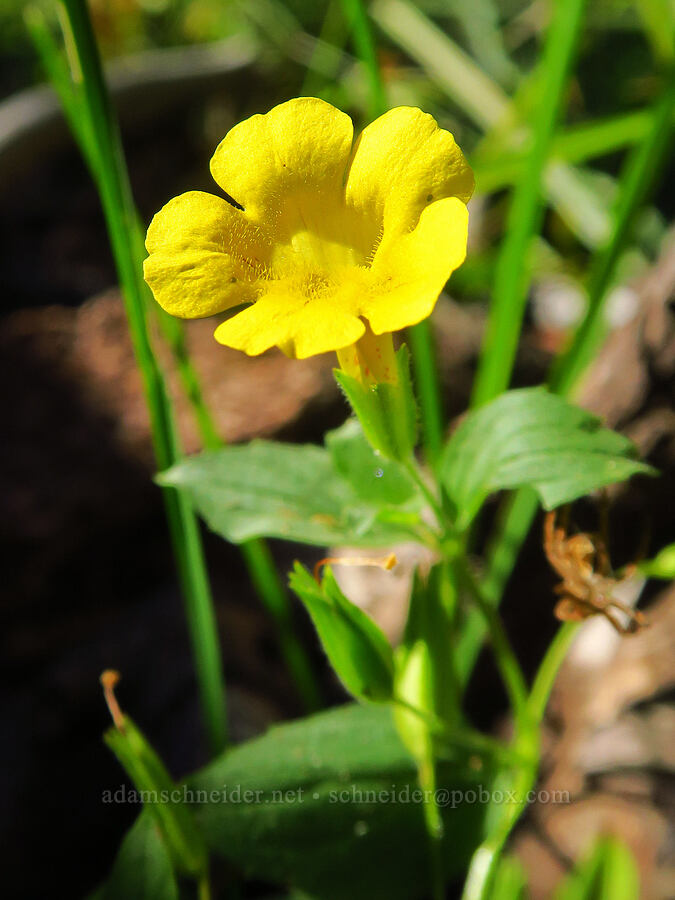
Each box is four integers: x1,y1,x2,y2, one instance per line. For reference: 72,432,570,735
339,0,387,119
54,0,229,752
549,72,675,394
30,2,321,717
471,0,587,407
372,0,616,253
457,75,675,688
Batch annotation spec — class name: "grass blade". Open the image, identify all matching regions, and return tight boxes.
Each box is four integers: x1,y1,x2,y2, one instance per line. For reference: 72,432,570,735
457,73,675,686
372,0,507,129
549,73,675,394
53,0,228,753
373,0,615,254
339,0,387,119
30,3,322,716
470,0,587,407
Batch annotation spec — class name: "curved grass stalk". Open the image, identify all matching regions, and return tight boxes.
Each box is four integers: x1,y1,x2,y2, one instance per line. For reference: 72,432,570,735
470,0,588,407
29,2,321,717
549,72,675,394
48,0,228,754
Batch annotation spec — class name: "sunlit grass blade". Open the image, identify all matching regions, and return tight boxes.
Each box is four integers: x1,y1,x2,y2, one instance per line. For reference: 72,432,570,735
372,0,508,129
301,0,349,97
52,0,229,752
406,320,445,466
549,72,675,394
242,539,322,710
635,0,675,66
372,0,617,254
239,0,349,77
30,3,322,717
470,0,587,407
457,73,675,688
456,490,539,687
339,0,387,119
473,105,675,193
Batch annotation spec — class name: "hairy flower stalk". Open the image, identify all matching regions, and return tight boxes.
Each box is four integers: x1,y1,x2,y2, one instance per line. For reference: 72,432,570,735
144,98,473,392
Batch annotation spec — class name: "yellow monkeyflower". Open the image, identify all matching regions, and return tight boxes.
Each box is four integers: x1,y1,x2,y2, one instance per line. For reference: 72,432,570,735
144,98,473,372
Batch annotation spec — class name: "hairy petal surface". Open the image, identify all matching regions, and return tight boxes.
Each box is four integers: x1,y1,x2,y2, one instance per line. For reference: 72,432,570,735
144,191,264,318
345,107,474,241
209,98,354,244
363,197,469,334
214,284,366,359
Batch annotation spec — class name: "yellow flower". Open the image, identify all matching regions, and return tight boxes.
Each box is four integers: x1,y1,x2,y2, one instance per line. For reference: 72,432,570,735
144,98,473,363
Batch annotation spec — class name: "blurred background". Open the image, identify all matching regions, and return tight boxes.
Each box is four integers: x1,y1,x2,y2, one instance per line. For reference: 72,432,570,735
1,0,674,897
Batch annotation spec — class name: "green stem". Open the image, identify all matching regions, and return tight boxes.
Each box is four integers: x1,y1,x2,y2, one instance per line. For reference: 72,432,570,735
391,697,523,767
301,0,349,97
471,0,587,407
197,872,212,900
456,490,539,686
462,621,579,900
460,72,675,688
460,758,537,900
407,320,445,468
453,558,530,732
418,755,444,900
403,458,446,531
240,539,321,710
56,0,227,754
30,4,320,716
528,622,579,721
339,0,387,119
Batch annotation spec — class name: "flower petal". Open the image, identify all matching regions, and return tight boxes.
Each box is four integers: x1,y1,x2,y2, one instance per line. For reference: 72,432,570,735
345,107,474,238
214,285,365,359
209,98,354,240
144,191,263,318
363,196,469,334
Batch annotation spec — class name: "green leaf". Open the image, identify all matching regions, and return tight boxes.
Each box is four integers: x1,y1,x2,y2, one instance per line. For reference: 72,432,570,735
326,418,420,507
159,440,423,548
289,563,394,702
100,813,179,900
639,541,675,579
440,388,655,530
554,834,640,899
188,703,491,899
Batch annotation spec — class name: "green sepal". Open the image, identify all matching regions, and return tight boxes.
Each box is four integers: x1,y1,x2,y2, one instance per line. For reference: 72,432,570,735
334,345,418,461
289,562,395,702
104,716,208,878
